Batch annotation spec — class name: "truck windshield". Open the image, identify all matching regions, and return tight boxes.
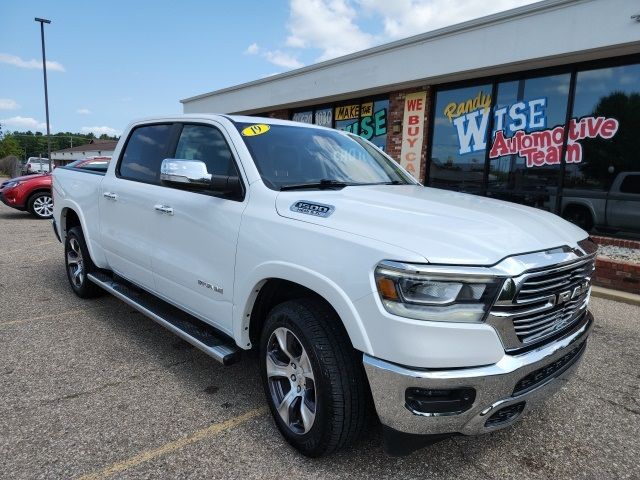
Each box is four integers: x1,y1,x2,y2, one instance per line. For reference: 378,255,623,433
235,122,415,190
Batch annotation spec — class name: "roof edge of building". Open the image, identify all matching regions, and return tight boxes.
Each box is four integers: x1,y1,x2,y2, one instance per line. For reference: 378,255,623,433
180,0,578,104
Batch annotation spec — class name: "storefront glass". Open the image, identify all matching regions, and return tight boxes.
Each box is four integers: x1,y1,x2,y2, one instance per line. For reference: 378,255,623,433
291,99,389,150
334,99,389,150
487,73,570,210
564,64,640,192
428,58,640,237
429,84,492,193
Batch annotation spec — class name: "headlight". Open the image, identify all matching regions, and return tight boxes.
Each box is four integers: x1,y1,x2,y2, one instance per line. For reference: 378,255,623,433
375,262,503,322
3,180,20,189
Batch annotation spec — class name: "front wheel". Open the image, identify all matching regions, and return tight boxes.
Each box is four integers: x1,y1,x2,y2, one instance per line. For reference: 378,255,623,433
65,227,102,298
260,298,369,457
28,191,54,219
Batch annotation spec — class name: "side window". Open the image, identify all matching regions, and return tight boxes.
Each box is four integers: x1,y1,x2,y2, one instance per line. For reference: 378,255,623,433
174,125,237,177
619,175,640,194
119,124,172,183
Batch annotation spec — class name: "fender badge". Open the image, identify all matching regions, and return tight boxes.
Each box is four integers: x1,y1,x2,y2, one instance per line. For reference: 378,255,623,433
290,200,335,218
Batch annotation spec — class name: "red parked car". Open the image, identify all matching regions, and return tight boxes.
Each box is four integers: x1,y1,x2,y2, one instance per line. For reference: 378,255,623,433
0,172,53,219
0,157,111,219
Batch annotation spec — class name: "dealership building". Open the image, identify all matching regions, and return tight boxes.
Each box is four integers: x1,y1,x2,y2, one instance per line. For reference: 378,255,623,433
182,0,640,237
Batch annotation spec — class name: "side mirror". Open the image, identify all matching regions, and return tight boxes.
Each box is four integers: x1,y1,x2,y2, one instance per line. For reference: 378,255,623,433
160,158,243,198
160,159,212,187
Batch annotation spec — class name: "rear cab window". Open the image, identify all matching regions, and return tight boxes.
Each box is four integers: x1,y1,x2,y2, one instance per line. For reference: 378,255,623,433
619,174,640,194
118,124,173,183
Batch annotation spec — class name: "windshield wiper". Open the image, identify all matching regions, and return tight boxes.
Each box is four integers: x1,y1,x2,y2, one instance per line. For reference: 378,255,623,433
280,179,349,191
366,180,405,185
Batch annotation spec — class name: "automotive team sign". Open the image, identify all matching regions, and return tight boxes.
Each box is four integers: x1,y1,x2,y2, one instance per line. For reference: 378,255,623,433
445,92,620,167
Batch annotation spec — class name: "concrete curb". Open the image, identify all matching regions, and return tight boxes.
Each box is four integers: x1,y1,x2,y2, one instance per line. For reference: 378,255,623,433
591,286,640,307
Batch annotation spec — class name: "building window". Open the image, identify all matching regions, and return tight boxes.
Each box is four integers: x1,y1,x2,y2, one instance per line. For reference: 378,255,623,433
564,63,640,192
291,111,313,124
291,106,333,128
290,99,389,150
487,73,571,209
429,84,492,193
428,57,640,236
334,99,389,150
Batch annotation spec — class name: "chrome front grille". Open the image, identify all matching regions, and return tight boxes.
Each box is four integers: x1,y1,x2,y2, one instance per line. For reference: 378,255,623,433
488,255,596,350
516,260,596,303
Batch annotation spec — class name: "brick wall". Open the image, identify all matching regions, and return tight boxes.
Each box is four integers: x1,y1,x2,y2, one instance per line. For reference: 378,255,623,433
591,235,640,295
593,257,640,294
591,235,640,250
385,86,431,182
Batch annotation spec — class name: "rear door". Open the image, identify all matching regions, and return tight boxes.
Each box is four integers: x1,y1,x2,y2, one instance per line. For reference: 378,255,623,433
149,122,247,334
99,123,177,291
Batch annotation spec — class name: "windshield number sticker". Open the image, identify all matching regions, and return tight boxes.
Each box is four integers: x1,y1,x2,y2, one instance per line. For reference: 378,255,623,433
241,124,270,136
290,201,335,218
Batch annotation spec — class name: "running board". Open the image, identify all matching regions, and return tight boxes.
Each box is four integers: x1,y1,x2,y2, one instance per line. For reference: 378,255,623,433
87,272,240,365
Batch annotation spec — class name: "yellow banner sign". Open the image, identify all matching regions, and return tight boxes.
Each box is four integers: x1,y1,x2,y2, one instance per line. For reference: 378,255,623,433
335,104,360,121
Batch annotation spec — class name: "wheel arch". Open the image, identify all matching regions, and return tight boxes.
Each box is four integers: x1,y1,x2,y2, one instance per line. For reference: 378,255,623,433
58,202,108,268
235,263,372,354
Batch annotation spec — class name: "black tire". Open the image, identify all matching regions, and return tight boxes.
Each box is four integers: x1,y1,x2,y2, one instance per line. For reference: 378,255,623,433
27,191,54,219
562,205,594,231
65,226,102,298
259,298,369,457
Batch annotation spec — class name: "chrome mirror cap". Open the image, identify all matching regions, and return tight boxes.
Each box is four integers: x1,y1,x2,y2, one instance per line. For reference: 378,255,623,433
160,159,211,187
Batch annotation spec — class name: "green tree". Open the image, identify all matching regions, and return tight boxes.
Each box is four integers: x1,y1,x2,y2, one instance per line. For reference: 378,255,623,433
0,134,23,159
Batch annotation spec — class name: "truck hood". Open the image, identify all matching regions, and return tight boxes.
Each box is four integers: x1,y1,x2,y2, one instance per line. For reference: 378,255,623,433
275,185,587,265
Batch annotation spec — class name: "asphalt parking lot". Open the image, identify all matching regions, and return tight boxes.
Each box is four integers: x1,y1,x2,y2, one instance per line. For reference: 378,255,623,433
1,200,639,480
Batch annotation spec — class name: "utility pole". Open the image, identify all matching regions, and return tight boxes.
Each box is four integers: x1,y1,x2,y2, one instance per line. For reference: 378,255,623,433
35,17,52,171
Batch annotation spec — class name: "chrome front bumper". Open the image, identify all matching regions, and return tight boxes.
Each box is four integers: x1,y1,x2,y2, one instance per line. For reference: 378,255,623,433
363,311,593,436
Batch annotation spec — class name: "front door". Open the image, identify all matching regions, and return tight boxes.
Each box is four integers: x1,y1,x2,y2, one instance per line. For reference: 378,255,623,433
150,123,246,334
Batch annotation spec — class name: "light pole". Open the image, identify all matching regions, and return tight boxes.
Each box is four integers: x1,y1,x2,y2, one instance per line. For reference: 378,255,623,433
35,17,52,171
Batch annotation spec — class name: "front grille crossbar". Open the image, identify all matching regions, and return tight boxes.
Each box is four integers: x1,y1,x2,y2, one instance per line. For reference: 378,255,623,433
488,254,595,350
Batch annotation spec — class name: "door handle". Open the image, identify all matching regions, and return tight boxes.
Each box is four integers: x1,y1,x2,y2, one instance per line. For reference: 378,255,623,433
154,204,174,215
103,192,118,200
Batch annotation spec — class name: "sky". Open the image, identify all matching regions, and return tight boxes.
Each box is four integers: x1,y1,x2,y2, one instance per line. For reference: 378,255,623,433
1,0,536,137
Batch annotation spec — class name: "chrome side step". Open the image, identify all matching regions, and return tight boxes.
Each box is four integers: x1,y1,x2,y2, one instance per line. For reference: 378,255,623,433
87,272,240,365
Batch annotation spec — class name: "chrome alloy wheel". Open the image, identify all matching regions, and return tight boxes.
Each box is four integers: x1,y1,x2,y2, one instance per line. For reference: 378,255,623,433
266,327,317,435
66,237,84,288
32,195,53,218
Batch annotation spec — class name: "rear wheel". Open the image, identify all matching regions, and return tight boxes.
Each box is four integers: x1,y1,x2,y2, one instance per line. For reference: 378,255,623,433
65,227,102,298
27,191,53,219
259,298,369,457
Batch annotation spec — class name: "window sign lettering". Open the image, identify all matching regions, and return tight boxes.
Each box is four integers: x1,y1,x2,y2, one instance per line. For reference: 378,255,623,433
315,108,333,128
445,91,620,167
335,104,360,121
292,111,313,124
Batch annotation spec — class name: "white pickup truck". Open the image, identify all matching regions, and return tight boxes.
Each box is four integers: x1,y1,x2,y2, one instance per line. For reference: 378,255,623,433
52,115,596,457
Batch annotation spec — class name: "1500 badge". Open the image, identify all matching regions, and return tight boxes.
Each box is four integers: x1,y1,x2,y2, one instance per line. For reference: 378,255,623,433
290,201,335,218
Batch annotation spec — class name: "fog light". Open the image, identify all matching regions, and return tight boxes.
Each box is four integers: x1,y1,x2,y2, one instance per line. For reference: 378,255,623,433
485,402,526,427
405,387,476,416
